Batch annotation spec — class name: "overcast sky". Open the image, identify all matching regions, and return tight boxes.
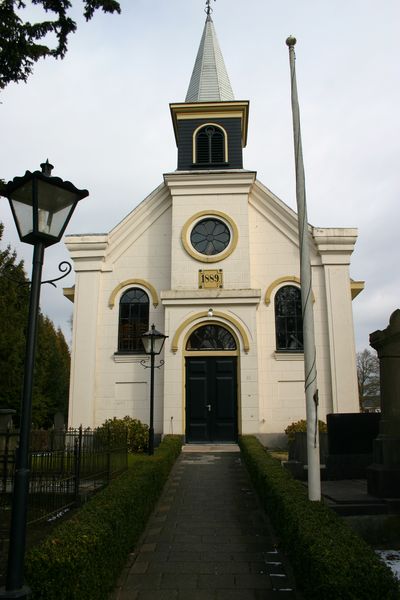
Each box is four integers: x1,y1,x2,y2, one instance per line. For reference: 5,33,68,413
1,0,399,352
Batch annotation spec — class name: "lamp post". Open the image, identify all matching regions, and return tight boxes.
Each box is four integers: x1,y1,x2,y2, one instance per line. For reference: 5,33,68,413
141,325,168,455
0,161,88,599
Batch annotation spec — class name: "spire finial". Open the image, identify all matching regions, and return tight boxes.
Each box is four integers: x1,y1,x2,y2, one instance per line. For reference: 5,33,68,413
205,0,215,17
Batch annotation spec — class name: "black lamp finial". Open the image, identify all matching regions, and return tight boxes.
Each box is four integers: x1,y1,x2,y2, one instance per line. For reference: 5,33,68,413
40,159,54,177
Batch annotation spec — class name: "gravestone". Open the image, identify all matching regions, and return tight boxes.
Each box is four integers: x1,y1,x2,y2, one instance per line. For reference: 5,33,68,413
367,310,400,497
325,412,380,479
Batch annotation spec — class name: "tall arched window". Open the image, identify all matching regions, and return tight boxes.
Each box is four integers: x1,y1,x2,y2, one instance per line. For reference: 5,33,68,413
195,125,225,164
118,288,149,352
186,324,236,351
275,286,303,351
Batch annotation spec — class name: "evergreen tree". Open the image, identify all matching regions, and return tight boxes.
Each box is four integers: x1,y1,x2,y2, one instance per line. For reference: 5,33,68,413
34,315,70,427
0,222,29,414
0,223,70,427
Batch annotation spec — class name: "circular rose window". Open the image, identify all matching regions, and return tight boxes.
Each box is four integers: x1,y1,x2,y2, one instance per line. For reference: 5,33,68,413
182,211,238,263
190,218,231,256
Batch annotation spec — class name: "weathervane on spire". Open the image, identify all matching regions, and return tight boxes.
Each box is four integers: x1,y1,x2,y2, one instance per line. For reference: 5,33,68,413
205,0,216,16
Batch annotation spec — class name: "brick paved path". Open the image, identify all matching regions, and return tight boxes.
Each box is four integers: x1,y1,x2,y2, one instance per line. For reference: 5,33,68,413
112,451,298,599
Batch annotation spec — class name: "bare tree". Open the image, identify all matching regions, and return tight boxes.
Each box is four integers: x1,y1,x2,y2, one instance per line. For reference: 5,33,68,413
356,348,380,411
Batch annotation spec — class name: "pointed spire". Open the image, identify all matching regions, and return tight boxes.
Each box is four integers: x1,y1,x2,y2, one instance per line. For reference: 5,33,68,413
185,11,234,103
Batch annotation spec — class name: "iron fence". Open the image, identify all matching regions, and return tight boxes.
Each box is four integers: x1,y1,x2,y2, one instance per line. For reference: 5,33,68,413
0,426,128,539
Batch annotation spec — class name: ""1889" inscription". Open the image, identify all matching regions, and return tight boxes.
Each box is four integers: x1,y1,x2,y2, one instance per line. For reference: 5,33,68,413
198,269,223,289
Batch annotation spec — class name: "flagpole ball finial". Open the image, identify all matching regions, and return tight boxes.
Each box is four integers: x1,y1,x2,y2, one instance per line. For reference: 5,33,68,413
286,36,297,47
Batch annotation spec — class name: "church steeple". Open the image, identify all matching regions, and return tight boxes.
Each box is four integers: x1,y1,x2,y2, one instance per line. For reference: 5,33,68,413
185,13,234,103
170,8,249,171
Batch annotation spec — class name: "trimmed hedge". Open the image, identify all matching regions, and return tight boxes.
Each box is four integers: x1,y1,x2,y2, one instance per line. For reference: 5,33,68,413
25,435,182,599
239,435,400,600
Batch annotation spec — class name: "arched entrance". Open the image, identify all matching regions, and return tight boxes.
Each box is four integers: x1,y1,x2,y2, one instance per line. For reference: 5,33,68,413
185,323,238,443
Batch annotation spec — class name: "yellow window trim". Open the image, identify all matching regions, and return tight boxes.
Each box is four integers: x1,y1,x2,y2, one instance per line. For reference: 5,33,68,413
192,122,229,164
108,279,159,308
171,311,250,353
265,276,315,306
181,210,239,264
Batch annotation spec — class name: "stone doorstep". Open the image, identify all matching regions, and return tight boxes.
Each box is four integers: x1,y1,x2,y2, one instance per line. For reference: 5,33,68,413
182,444,240,453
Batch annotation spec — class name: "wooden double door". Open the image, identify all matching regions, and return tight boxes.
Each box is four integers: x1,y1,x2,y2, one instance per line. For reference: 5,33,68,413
185,356,238,443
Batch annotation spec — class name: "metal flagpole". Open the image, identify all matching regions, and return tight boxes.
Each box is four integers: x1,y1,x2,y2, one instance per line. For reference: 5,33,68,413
286,36,321,501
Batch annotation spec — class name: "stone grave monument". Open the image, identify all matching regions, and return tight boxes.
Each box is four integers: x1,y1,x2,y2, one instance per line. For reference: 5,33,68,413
368,309,400,497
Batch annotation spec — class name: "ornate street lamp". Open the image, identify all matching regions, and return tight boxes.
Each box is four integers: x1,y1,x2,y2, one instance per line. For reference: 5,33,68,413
141,325,168,456
0,161,88,599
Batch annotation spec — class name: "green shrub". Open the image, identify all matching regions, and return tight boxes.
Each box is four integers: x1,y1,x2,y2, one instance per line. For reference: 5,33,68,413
98,416,149,453
284,418,327,441
239,435,399,600
25,435,182,599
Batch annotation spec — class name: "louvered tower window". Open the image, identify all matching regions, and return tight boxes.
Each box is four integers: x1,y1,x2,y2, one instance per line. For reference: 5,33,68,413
196,126,225,164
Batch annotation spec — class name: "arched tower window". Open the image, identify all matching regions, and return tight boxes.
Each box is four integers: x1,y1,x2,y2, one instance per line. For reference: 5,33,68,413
275,286,303,351
118,288,149,352
195,125,225,164
186,324,236,351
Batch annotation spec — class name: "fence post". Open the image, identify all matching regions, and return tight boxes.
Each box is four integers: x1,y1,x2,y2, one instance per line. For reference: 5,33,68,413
74,426,83,505
106,425,111,483
125,425,129,471
1,428,11,495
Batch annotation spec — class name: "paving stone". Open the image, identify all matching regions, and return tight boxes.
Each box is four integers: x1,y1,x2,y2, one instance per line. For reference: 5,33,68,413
216,591,259,600
212,561,250,574
234,573,273,589
161,573,198,589
115,590,139,600
197,573,235,589
129,562,149,574
123,573,162,590
147,527,162,536
139,543,156,553
148,561,215,574
178,591,215,600
135,550,170,562
167,551,203,562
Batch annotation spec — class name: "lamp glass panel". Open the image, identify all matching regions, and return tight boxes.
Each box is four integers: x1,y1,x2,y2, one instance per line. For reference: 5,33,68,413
141,331,166,355
36,179,78,238
152,335,166,355
10,180,34,237
141,335,153,355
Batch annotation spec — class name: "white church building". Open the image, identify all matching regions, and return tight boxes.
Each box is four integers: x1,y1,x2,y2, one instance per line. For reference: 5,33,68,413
65,13,362,446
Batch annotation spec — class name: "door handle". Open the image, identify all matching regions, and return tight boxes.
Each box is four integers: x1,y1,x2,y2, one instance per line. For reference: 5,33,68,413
206,404,212,412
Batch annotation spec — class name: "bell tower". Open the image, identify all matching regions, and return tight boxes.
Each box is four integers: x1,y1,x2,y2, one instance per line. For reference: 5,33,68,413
170,10,249,171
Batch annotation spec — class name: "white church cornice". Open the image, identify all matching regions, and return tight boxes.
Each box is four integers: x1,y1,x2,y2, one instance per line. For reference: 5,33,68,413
160,289,261,305
312,227,358,265
164,169,256,196
64,234,108,272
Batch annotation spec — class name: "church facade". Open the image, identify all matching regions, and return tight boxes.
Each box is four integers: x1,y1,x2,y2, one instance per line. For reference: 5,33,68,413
65,14,362,446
